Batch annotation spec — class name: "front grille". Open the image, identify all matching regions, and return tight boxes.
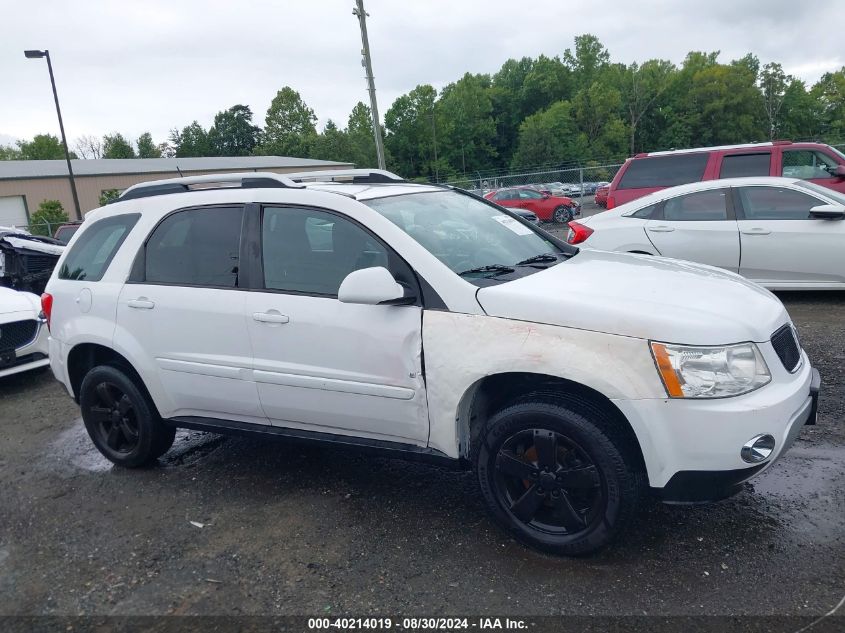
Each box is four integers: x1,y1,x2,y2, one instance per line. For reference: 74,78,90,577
0,319,38,350
22,255,56,273
771,324,801,372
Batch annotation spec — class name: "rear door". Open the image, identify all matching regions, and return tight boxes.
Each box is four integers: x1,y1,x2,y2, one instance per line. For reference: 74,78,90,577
644,188,740,271
735,185,845,286
116,205,265,423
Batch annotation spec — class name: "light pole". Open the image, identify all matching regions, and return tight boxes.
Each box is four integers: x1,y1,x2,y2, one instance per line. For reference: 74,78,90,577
24,49,81,219
352,0,386,170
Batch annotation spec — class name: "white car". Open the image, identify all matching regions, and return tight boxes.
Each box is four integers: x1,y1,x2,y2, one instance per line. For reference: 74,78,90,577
0,286,49,378
568,176,845,290
44,170,819,555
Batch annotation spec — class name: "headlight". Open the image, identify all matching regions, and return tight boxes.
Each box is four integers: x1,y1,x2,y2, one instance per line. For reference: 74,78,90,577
651,341,771,398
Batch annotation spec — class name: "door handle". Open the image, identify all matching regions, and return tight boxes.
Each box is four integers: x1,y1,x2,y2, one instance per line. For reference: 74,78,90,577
741,228,771,235
127,298,155,309
253,312,290,324
647,225,675,233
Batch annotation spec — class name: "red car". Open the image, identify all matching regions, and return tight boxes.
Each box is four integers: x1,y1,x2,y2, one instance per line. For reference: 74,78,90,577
606,140,845,209
483,186,581,223
594,185,609,208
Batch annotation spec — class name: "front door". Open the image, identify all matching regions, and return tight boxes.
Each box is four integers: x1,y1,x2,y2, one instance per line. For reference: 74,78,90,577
780,148,845,195
245,205,429,443
644,188,740,272
116,205,265,423
735,185,845,286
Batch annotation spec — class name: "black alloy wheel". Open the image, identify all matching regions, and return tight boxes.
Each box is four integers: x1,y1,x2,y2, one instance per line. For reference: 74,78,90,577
86,381,141,455
475,399,643,555
493,428,603,536
80,364,175,467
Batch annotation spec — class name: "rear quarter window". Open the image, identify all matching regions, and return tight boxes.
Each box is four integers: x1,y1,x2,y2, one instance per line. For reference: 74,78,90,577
58,214,139,281
618,154,709,189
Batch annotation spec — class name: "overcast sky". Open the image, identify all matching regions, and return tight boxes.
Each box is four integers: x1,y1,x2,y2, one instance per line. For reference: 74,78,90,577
1,0,843,149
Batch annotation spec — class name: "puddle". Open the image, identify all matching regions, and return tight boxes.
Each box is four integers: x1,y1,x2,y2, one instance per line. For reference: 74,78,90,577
43,418,226,476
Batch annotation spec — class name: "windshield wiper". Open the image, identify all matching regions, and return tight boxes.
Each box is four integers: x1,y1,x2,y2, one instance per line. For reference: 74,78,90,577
458,264,516,277
515,253,560,266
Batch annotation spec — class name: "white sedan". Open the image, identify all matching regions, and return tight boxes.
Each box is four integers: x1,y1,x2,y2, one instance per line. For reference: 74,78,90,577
0,287,49,378
568,177,845,290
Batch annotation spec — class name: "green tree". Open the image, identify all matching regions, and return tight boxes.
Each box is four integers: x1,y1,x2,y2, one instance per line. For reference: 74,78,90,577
312,120,354,162
759,62,789,139
170,121,214,157
17,134,75,160
564,34,610,88
813,68,845,139
209,105,261,156
346,102,382,167
780,79,823,139
103,133,136,158
573,82,628,160
436,73,497,174
510,101,581,168
29,199,68,236
99,189,121,206
136,132,160,158
621,59,674,153
385,86,438,177
0,145,22,160
259,87,317,157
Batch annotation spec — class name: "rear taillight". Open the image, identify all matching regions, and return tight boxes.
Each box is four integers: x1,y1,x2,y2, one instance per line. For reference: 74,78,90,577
606,195,616,210
566,222,594,244
41,293,53,331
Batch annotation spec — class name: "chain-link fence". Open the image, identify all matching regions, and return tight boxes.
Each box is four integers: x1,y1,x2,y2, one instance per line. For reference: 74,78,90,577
440,163,624,200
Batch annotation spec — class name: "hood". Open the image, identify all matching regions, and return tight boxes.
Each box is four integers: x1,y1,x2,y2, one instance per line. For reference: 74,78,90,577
0,287,41,316
475,250,788,345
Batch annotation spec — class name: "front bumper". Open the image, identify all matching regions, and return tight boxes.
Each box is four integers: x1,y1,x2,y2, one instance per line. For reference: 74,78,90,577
613,344,818,495
0,318,49,379
656,368,819,502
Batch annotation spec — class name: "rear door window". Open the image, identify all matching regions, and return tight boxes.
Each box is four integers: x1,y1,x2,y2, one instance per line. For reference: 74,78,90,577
719,153,771,178
58,214,139,281
618,154,709,189
662,189,728,221
144,206,243,287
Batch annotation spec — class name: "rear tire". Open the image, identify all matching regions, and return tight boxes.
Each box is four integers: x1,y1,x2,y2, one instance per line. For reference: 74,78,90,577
80,365,174,467
475,398,643,556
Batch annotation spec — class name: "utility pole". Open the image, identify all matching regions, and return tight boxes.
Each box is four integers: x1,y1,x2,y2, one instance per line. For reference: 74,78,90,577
352,0,386,170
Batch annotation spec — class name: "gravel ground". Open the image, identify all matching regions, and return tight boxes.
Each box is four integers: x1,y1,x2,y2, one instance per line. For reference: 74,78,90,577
0,267,842,619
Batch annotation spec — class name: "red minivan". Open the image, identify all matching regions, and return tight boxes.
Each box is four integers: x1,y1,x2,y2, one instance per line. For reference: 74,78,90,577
605,141,845,209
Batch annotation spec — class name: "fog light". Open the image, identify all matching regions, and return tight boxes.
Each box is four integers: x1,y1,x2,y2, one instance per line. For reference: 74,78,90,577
741,434,775,463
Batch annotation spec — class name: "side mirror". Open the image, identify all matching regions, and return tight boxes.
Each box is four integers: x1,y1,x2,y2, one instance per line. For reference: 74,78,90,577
833,165,845,179
338,267,413,305
809,204,845,220
541,192,550,198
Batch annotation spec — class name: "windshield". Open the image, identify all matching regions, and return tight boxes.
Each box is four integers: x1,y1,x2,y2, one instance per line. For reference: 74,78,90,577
794,180,845,205
364,190,571,283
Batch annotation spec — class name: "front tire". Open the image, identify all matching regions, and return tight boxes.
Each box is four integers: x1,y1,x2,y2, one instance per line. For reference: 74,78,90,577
80,365,175,467
553,206,573,223
475,399,643,556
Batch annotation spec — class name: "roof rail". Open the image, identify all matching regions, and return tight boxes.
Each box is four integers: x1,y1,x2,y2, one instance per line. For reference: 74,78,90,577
284,168,405,184
116,171,305,202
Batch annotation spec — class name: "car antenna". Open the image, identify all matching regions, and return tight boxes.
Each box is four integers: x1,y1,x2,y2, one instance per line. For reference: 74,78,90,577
176,165,183,177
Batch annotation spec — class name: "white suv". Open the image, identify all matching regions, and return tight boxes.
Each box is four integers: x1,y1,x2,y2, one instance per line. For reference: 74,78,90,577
44,169,820,555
